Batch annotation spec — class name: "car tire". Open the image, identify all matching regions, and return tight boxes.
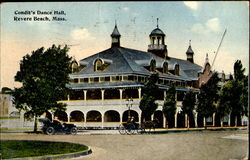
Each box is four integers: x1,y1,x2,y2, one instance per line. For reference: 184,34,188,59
70,127,77,135
46,127,55,135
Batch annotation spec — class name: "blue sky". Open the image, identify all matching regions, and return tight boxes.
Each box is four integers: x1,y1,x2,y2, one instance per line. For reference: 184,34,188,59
1,2,249,89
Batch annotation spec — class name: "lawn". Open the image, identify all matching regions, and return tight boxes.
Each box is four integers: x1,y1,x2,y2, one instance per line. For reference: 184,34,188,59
0,140,89,159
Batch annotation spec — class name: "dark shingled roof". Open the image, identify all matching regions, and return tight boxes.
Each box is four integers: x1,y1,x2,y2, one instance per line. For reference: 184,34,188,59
186,45,194,54
70,47,202,81
111,25,121,37
150,28,165,36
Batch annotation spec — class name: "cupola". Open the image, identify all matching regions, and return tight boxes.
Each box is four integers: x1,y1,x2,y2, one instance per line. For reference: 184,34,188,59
111,22,121,47
186,40,194,63
148,18,168,59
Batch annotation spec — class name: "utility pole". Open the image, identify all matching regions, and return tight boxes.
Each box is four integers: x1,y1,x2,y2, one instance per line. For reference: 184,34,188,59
211,29,227,68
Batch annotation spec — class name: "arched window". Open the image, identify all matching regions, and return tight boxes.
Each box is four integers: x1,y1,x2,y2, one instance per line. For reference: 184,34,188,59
94,59,103,72
71,62,78,73
150,59,156,72
174,64,180,76
163,62,168,74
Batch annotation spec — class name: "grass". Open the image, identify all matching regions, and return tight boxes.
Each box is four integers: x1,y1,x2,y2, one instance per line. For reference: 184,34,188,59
0,140,89,159
0,117,20,120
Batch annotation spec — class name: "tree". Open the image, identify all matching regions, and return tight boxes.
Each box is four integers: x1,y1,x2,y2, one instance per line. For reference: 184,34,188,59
197,72,220,127
163,85,176,128
139,73,159,121
218,60,248,126
234,60,245,82
12,45,72,132
182,91,196,129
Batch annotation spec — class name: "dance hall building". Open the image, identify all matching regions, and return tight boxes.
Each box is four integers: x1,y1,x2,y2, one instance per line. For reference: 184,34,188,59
52,23,213,129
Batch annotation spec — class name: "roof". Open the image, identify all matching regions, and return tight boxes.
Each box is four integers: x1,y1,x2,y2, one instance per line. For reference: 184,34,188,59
111,25,121,37
70,47,202,81
150,28,165,36
186,45,194,54
67,81,144,90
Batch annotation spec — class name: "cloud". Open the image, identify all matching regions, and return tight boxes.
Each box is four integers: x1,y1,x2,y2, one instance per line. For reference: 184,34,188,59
205,18,221,32
183,2,198,10
123,7,130,12
191,18,222,35
70,28,95,41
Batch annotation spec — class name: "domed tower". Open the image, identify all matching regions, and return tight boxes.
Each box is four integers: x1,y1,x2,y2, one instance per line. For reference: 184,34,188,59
111,23,121,47
148,18,168,59
186,40,194,63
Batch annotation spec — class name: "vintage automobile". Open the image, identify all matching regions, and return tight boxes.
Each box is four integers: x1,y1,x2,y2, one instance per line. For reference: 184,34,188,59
39,118,77,135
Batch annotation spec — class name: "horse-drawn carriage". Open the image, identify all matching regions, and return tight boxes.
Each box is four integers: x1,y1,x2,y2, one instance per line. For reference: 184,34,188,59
118,118,159,135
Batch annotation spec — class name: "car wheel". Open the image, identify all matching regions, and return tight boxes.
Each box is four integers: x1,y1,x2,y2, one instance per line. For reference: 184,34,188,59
70,127,77,135
46,127,55,135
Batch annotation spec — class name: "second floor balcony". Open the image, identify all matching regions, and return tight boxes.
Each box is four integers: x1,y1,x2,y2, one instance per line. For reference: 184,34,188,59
148,44,165,50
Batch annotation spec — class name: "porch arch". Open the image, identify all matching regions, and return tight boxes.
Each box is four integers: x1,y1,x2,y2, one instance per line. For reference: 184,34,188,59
86,110,102,122
70,110,84,122
122,110,139,122
54,110,68,122
104,110,120,122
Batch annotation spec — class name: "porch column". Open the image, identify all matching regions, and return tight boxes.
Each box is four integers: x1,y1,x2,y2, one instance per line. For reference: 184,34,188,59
83,90,87,101
164,90,167,99
67,94,70,101
119,89,123,100
120,113,123,124
213,113,216,126
151,114,154,121
185,114,188,128
194,112,198,128
228,113,231,126
138,112,141,124
101,89,105,101
138,87,142,99
101,114,104,129
84,114,87,123
203,117,206,127
175,113,178,128
163,114,166,128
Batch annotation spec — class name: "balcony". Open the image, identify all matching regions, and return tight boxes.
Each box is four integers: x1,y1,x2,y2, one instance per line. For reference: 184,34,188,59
148,44,165,50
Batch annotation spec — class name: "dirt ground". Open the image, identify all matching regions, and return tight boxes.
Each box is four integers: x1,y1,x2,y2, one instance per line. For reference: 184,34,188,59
1,130,248,160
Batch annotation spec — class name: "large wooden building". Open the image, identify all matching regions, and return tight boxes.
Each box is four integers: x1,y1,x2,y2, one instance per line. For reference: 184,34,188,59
50,23,212,129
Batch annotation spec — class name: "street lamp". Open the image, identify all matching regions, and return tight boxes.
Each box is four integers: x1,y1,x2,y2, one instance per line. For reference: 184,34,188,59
126,98,133,121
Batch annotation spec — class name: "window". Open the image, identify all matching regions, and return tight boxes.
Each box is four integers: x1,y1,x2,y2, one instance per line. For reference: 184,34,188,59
104,76,110,82
89,78,94,83
73,78,78,83
158,79,164,85
71,62,78,73
150,59,156,72
112,76,121,81
163,62,168,74
100,77,105,82
94,59,103,72
128,75,135,81
94,77,99,82
174,64,180,76
123,76,128,81
80,78,88,83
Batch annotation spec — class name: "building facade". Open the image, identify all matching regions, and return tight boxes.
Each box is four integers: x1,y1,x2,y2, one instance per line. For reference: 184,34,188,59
47,23,211,129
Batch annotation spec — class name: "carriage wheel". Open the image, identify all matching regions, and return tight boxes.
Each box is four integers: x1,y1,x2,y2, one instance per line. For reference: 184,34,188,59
137,124,145,134
46,127,55,135
118,124,126,135
125,123,136,135
70,127,77,135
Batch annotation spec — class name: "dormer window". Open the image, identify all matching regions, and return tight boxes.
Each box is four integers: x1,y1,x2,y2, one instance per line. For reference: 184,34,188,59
150,59,156,72
163,62,168,74
94,59,103,72
174,64,180,76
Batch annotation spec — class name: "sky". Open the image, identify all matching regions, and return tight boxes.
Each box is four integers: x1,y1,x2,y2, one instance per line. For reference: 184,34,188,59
1,2,249,89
